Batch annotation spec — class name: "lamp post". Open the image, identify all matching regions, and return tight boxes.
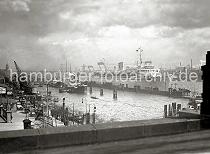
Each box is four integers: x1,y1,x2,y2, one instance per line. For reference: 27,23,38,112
62,97,65,123
44,83,50,128
46,83,49,117
93,105,96,124
73,102,75,125
82,97,87,114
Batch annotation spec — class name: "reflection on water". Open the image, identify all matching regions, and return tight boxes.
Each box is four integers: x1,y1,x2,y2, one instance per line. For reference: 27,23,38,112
37,86,189,123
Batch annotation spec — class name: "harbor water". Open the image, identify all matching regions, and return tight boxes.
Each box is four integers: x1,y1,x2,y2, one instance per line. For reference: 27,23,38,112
36,86,189,123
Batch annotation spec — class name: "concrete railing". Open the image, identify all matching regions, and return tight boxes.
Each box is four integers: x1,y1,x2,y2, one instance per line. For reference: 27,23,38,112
0,106,12,123
0,118,201,153
0,106,7,122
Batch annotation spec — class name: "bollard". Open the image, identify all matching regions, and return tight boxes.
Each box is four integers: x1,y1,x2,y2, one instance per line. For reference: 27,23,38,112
168,104,172,117
172,102,177,116
113,89,118,99
100,88,104,96
23,119,32,129
89,87,92,94
177,104,182,112
164,105,167,118
86,113,90,124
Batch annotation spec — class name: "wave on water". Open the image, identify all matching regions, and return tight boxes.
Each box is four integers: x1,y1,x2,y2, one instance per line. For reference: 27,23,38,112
37,86,189,123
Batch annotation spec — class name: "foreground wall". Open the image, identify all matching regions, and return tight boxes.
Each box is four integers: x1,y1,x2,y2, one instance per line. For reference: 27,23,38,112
0,118,201,153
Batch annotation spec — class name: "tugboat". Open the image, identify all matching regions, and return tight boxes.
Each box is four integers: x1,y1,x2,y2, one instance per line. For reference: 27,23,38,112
90,96,98,99
168,87,191,98
59,73,87,94
66,83,87,94
38,83,43,87
59,87,67,93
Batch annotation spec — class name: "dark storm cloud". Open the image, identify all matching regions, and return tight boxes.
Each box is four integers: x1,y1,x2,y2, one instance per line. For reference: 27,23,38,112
0,0,63,70
0,0,209,70
1,0,209,35
0,0,57,36
158,0,210,29
96,0,210,29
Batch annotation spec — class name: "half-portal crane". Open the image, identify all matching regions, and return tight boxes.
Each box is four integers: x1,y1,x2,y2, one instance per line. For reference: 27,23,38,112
14,61,32,94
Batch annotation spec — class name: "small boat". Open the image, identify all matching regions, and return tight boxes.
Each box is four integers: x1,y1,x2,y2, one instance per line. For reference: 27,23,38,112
91,96,98,99
187,95,202,111
38,83,43,87
53,97,59,102
67,85,87,94
59,87,68,93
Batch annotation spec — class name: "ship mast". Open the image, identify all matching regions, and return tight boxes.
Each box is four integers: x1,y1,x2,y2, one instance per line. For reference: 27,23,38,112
136,46,143,68
66,59,68,72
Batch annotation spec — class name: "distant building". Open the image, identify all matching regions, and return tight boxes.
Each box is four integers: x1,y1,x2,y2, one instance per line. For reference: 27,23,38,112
0,69,5,84
118,62,124,71
0,64,10,83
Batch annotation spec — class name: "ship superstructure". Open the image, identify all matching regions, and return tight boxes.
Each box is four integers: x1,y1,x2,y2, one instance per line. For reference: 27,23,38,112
84,46,202,98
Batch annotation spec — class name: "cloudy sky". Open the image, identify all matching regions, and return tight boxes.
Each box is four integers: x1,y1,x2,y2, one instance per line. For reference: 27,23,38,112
0,0,209,71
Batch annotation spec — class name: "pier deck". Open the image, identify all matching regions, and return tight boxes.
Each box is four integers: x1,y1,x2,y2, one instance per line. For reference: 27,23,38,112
0,118,201,153
0,111,34,131
14,129,210,154
0,116,4,123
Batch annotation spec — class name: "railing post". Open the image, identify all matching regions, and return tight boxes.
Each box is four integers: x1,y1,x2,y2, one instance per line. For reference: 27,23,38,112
0,105,3,117
100,88,103,96
86,113,90,124
164,105,167,118
23,119,32,129
6,110,12,123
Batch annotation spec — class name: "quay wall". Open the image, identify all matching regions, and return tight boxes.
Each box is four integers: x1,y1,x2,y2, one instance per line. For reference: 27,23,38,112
0,118,201,153
178,110,201,119
88,82,169,96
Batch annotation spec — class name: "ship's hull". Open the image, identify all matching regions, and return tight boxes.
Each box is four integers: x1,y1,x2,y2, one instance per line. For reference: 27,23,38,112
59,85,86,94
88,81,169,96
88,79,202,98
67,86,86,93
